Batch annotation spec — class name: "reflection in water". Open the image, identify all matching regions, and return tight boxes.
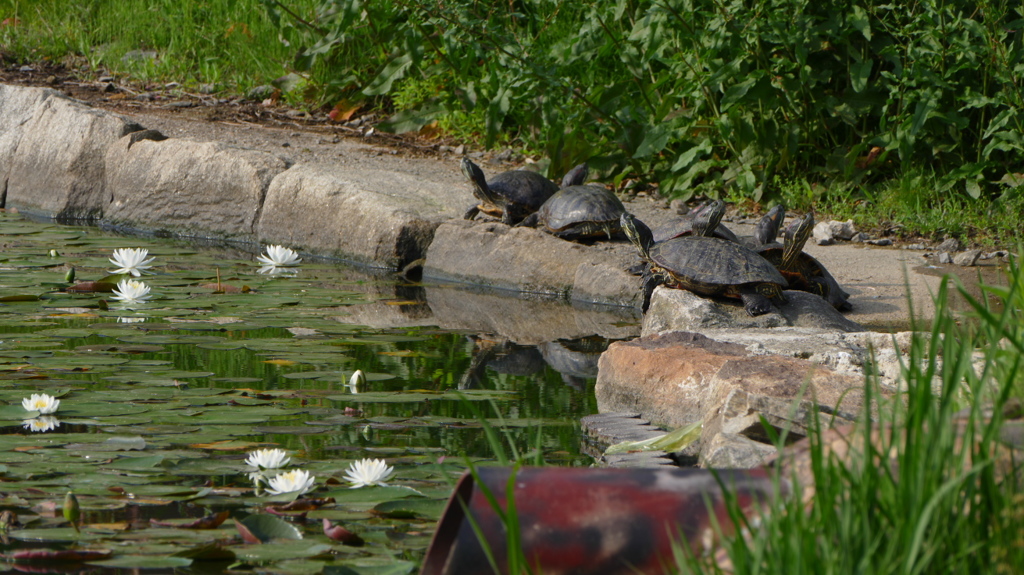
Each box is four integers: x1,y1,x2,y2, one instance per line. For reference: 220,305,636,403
22,416,61,432
459,334,612,392
538,337,609,390
459,336,546,389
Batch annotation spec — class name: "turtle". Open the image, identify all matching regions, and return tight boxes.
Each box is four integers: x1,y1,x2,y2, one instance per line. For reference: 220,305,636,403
620,204,788,316
652,199,740,243
461,158,584,226
754,212,853,311
516,176,626,241
745,203,787,247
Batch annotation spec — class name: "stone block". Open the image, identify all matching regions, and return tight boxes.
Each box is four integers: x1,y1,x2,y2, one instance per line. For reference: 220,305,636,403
103,136,289,241
7,93,144,220
257,163,464,269
0,85,60,204
699,432,778,469
424,219,608,296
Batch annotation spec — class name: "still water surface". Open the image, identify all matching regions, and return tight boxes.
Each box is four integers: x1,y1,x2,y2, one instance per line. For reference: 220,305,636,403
0,212,639,572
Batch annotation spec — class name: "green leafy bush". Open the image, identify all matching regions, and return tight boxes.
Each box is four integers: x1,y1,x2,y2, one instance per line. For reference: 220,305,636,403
271,0,1024,202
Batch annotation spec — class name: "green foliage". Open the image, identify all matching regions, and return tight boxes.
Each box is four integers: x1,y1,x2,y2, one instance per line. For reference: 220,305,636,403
268,0,1024,197
676,261,1024,574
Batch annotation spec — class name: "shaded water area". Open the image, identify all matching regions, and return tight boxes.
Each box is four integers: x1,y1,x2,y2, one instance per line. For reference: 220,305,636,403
0,211,639,573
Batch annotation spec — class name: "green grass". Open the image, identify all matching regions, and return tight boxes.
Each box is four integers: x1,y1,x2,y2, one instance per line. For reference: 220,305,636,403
0,0,315,94
775,171,1024,247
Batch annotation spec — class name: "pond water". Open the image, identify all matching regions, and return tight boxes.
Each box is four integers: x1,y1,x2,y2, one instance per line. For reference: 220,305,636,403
0,211,639,573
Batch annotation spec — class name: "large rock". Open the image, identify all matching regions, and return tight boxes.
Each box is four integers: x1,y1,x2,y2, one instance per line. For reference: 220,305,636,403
681,327,917,391
642,286,864,334
103,136,289,241
596,331,866,467
0,85,60,204
699,432,778,469
572,260,642,307
7,93,144,220
424,219,636,298
257,163,464,270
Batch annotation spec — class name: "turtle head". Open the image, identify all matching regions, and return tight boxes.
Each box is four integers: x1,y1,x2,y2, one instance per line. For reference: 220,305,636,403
692,199,726,237
754,203,786,245
561,162,589,187
620,212,654,259
782,212,814,266
460,157,496,203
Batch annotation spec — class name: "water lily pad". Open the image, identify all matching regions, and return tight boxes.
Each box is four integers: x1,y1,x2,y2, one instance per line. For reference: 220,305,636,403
88,556,194,568
233,541,335,562
323,559,417,575
372,498,446,520
237,514,303,542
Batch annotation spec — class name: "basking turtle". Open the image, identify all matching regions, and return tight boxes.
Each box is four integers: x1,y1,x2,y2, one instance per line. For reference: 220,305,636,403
516,175,626,241
653,200,740,243
755,212,852,311
462,158,583,225
621,204,788,316
745,203,787,247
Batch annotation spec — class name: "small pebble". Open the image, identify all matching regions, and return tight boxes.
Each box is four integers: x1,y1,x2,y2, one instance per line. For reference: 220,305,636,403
936,238,962,252
865,238,892,246
954,249,982,267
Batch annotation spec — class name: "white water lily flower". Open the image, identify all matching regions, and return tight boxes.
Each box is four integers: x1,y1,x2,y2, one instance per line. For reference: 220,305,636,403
245,448,291,470
22,393,60,414
343,458,394,488
109,248,156,277
111,279,152,305
256,245,302,268
23,416,61,432
347,369,364,394
264,469,316,496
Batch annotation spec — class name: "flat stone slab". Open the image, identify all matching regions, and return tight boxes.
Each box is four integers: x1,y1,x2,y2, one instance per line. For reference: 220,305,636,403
580,412,678,468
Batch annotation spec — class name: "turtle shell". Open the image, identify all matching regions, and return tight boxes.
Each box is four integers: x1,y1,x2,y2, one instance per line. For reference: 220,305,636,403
537,184,625,239
478,170,559,216
649,236,787,296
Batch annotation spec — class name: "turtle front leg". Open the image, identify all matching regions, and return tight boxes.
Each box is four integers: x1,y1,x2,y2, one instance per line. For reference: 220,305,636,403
640,271,661,312
738,292,775,316
515,213,540,228
738,283,785,316
464,204,482,220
